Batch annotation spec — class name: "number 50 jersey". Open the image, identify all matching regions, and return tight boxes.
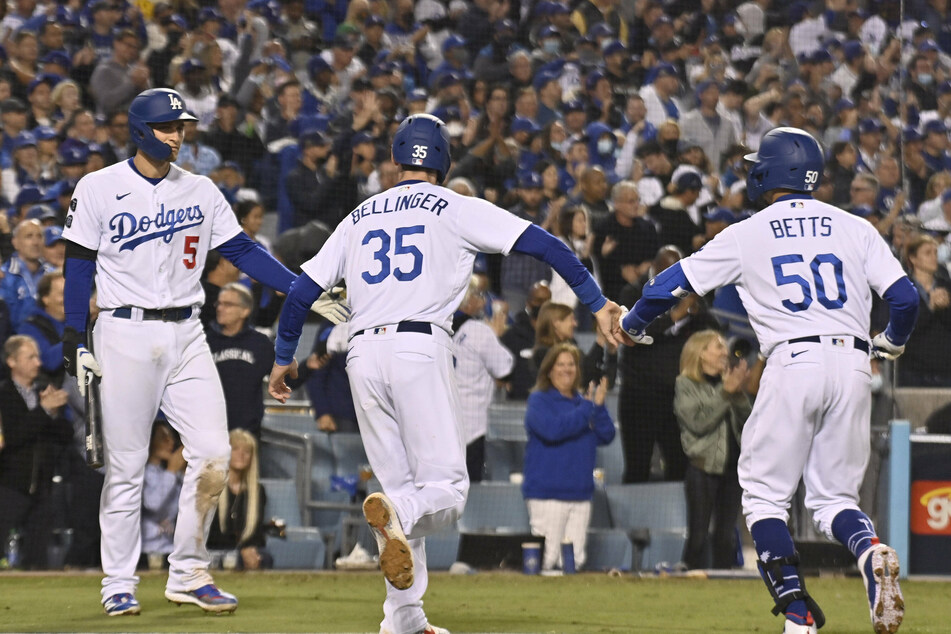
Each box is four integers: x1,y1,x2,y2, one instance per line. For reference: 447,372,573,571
301,180,531,335
681,195,906,356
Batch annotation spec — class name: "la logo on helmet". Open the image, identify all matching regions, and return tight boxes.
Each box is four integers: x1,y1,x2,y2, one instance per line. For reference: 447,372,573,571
168,94,183,110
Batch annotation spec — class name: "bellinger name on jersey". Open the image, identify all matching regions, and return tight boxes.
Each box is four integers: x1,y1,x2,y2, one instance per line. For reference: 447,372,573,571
109,203,205,251
350,189,449,225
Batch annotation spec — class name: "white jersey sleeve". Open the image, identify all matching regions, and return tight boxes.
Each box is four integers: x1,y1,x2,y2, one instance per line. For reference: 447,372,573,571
208,183,243,249
680,227,743,296
449,196,531,255
864,225,907,297
63,175,104,250
300,219,347,292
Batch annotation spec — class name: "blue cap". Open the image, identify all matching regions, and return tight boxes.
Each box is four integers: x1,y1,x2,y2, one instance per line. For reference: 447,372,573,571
308,54,331,75
299,129,329,146
43,224,64,245
585,69,607,91
533,68,561,90
538,25,560,40
58,139,89,165
925,119,947,134
703,207,738,224
902,126,923,142
86,142,105,156
369,63,390,78
695,79,718,97
167,13,188,30
652,15,673,29
437,72,461,89
27,205,57,223
14,186,42,208
602,40,627,57
494,19,516,33
181,58,205,74
365,14,385,28
849,204,875,218
919,39,940,52
562,99,585,114
197,7,222,24
408,88,428,102
858,118,883,134
40,51,70,70
810,49,833,64
431,104,461,122
33,125,57,141
518,172,543,188
549,2,570,15
654,62,678,77
589,22,614,38
27,72,61,94
352,131,375,146
835,98,855,113
511,116,540,135
675,171,703,191
843,40,864,61
442,34,466,51
12,131,36,150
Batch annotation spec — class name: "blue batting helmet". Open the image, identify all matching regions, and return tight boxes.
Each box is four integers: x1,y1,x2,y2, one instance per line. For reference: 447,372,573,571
392,113,451,183
744,127,824,202
128,88,197,160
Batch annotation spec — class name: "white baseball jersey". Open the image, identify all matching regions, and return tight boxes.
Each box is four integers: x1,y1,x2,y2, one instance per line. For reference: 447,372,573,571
63,160,242,309
452,318,514,444
680,196,906,355
301,181,531,334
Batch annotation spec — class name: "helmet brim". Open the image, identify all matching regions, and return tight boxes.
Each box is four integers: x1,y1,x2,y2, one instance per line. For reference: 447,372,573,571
743,151,758,162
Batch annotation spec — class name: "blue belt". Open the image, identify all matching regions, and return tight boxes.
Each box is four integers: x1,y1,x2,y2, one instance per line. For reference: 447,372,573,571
351,321,432,338
788,335,869,353
113,306,193,322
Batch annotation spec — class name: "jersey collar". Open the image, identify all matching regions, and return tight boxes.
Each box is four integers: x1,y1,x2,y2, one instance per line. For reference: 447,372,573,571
775,193,813,202
126,157,166,186
396,179,427,186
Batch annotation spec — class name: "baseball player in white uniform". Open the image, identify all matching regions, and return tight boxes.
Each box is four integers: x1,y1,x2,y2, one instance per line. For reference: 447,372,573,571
268,113,623,634
620,128,918,634
452,276,515,481
60,88,346,616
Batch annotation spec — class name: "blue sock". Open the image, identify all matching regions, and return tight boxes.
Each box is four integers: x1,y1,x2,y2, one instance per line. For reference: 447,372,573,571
831,509,878,560
751,518,808,622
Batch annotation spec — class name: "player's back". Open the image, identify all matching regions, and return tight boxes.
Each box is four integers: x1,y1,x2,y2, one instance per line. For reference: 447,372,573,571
303,181,529,335
683,195,905,355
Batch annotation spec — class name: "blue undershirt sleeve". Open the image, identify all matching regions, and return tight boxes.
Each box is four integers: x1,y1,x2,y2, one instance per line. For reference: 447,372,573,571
217,233,296,294
621,262,695,333
510,224,606,312
275,274,326,366
64,257,96,332
882,276,919,346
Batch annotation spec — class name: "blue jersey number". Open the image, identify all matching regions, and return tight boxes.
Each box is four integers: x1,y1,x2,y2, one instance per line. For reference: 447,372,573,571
772,253,846,312
361,225,425,284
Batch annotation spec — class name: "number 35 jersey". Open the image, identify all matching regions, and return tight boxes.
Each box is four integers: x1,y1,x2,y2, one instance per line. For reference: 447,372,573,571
301,180,531,335
63,160,242,310
680,195,906,356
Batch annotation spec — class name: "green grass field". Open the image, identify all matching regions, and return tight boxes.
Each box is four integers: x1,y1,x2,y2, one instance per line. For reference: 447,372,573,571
0,570,947,633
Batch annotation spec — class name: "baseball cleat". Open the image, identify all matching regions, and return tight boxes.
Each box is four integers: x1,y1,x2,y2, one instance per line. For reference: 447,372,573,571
363,492,414,590
858,544,904,633
103,593,140,616
783,615,817,633
165,584,238,613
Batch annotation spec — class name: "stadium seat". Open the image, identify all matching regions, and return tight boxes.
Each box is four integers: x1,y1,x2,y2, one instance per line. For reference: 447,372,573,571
259,437,301,480
484,438,525,481
585,528,634,571
595,433,625,485
487,402,528,442
574,331,597,353
605,482,687,571
309,432,336,495
424,523,461,570
330,432,369,477
261,477,304,527
263,411,316,434
267,526,326,570
458,482,530,534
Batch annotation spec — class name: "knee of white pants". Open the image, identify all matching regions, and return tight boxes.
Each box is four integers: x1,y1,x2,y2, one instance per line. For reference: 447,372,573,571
193,457,229,500
810,502,862,541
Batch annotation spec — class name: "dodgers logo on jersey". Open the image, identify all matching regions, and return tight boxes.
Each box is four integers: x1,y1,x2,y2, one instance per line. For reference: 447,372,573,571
109,203,205,251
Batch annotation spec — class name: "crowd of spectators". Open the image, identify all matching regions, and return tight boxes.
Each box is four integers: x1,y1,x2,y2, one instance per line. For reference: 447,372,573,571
2,0,951,571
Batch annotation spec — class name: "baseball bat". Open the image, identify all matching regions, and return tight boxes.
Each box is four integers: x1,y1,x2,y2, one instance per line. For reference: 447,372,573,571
84,333,104,469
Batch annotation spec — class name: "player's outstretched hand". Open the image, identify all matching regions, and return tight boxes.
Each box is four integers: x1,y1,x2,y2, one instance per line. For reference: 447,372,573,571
615,305,653,346
871,332,905,361
310,286,351,324
268,359,299,403
76,345,102,398
594,300,623,347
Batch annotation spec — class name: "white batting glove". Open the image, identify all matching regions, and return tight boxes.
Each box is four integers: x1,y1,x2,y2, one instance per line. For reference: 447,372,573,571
871,332,904,361
618,305,654,345
310,286,351,324
76,345,102,398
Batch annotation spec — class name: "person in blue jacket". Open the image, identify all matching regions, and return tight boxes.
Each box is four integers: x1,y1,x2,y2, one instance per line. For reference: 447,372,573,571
522,341,615,571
